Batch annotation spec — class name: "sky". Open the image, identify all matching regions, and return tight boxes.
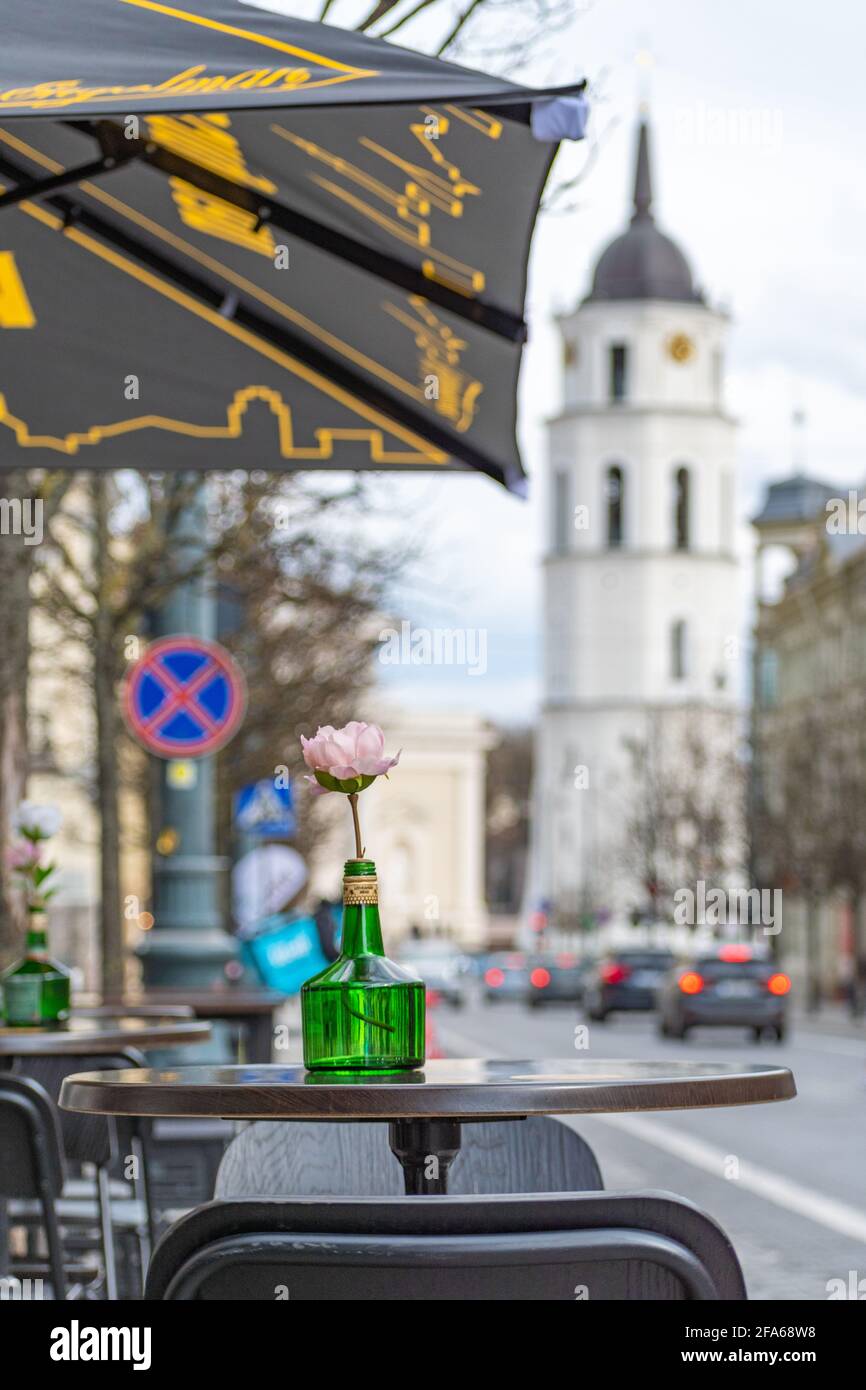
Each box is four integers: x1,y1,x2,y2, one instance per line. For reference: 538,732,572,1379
245,0,866,723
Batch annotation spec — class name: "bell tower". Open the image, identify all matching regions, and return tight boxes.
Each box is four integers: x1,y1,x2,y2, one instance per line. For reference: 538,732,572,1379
533,117,740,927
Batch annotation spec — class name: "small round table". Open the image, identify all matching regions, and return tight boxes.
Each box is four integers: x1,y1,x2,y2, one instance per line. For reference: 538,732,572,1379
0,1015,213,1056
61,1057,796,1194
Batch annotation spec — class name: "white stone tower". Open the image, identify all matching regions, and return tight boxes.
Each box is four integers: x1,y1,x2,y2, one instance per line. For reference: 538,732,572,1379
533,117,740,928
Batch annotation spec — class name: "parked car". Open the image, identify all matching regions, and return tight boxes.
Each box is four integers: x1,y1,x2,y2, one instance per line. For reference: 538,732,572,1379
583,949,676,1021
526,952,590,1007
657,945,791,1041
483,951,530,1002
397,939,470,1008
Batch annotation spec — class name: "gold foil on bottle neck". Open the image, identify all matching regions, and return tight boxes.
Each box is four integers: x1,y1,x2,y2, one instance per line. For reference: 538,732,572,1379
343,875,378,905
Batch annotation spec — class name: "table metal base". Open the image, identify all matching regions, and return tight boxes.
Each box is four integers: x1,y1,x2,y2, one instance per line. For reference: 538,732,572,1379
388,1118,462,1194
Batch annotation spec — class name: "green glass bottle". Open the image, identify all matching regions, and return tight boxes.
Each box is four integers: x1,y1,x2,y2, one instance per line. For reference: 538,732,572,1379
302,859,425,1071
1,913,72,1027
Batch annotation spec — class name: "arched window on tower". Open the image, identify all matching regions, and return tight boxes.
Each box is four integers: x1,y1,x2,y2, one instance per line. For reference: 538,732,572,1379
671,619,688,681
673,466,691,550
609,344,628,401
606,464,625,548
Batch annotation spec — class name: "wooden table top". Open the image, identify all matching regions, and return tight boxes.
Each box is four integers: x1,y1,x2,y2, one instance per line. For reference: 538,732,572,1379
60,1057,796,1120
0,1015,213,1055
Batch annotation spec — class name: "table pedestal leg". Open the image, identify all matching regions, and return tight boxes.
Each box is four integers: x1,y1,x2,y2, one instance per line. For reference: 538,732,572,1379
388,1119,461,1194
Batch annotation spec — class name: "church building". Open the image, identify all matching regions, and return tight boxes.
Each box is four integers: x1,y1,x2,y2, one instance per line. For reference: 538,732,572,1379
532,118,741,929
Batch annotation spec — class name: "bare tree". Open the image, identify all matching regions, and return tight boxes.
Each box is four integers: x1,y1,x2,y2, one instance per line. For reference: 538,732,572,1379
0,470,72,966
752,703,835,1010
33,471,411,987
623,708,745,930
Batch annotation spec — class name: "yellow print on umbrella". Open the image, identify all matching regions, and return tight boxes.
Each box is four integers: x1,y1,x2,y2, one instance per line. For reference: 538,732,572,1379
384,296,482,433
0,252,36,327
0,61,377,112
271,110,488,298
147,113,277,255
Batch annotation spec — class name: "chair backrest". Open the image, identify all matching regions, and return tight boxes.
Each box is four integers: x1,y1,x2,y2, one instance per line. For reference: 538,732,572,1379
11,1049,146,1166
0,1073,66,1200
145,1193,746,1301
215,1117,603,1199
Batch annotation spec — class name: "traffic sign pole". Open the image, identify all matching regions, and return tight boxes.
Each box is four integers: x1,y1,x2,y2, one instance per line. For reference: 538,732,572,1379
135,482,237,992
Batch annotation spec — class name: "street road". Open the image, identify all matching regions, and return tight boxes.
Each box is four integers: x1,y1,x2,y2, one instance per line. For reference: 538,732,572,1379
432,996,866,1301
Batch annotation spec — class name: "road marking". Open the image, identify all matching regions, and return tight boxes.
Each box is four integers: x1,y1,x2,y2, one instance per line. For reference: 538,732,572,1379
436,1016,866,1246
592,1112,866,1245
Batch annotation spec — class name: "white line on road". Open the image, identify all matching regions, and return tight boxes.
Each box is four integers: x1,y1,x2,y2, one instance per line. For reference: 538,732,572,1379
592,1112,866,1246
437,1019,866,1247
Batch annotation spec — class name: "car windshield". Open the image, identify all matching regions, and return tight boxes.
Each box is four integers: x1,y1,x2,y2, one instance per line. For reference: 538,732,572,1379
695,957,772,980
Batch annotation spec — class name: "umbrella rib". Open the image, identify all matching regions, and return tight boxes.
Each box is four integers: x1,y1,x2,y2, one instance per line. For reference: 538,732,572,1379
63,119,527,345
0,146,516,488
0,150,140,210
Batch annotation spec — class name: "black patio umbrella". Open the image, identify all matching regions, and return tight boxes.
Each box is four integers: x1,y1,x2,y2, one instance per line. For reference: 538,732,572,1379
0,0,586,489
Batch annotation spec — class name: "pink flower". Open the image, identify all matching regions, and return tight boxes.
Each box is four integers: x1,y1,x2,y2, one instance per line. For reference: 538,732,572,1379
6,841,42,870
300,721,400,794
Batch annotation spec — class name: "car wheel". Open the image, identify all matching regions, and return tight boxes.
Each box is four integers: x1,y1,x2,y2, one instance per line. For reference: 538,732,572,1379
658,1018,671,1038
587,1009,607,1023
752,1026,763,1042
774,1024,786,1043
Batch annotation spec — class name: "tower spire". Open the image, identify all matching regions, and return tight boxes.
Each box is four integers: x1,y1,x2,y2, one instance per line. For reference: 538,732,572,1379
632,118,653,223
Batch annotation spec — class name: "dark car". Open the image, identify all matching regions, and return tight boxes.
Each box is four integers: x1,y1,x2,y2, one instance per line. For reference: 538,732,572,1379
396,939,470,1008
583,949,676,1021
483,951,530,1003
657,945,791,1041
526,952,590,1008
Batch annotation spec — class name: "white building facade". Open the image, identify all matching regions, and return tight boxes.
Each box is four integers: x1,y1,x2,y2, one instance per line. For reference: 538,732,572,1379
533,120,740,928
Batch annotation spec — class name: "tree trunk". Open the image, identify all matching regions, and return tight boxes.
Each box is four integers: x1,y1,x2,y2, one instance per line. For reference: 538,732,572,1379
0,472,32,967
92,477,124,996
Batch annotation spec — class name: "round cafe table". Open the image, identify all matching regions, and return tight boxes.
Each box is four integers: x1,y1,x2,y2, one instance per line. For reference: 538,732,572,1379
0,1014,213,1057
61,1057,796,1195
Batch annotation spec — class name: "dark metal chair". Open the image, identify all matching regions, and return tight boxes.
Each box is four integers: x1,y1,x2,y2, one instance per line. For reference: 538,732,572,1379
9,1050,153,1297
215,1116,604,1198
0,1073,78,1298
144,1192,747,1300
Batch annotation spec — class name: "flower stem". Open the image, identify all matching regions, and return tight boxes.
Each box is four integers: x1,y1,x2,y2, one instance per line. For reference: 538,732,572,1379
348,793,365,858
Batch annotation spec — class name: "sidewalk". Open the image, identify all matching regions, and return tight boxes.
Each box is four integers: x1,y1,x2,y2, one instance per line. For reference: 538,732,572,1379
792,1001,866,1041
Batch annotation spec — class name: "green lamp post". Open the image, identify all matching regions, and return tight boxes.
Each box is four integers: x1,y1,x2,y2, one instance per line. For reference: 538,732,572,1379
136,480,237,989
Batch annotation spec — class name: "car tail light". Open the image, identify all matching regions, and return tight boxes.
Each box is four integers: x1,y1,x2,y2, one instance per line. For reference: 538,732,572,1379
719,944,752,963
485,967,505,987
679,971,704,995
530,967,551,988
767,972,791,996
600,962,631,985
425,989,442,1009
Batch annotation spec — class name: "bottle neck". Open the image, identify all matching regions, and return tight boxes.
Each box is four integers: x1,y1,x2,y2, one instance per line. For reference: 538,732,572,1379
25,915,48,960
340,859,383,957
341,902,385,957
